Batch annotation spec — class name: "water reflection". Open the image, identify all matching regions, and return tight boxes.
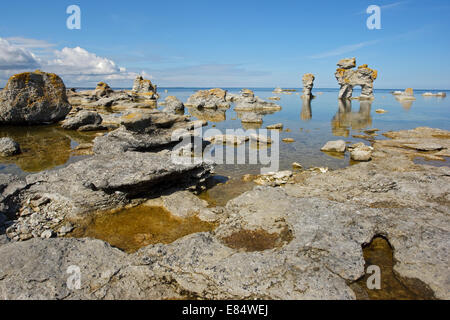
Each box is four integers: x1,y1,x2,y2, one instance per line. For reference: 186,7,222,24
0,125,96,173
395,98,414,110
187,106,226,122
301,97,312,121
332,99,372,137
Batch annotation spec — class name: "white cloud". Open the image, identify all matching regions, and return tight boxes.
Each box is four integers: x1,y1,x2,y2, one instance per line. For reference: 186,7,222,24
0,37,146,87
308,40,380,59
0,38,40,70
47,47,122,75
4,37,55,49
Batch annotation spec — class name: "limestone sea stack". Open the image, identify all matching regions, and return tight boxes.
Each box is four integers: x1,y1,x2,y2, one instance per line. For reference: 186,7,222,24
301,73,315,98
0,70,72,125
335,58,378,100
132,75,158,99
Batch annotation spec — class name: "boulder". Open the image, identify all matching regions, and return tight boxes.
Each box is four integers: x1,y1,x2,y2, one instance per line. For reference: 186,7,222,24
335,59,377,100
0,71,71,124
186,89,230,109
349,143,373,161
162,96,185,115
0,138,21,157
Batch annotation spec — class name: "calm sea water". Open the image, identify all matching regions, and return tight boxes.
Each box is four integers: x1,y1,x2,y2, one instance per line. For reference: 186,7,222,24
0,88,448,178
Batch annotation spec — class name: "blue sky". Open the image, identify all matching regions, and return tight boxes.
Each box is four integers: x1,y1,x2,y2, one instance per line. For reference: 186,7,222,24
0,0,449,89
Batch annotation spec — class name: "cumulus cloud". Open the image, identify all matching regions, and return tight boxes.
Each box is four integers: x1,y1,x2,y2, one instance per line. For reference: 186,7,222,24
0,37,146,87
0,38,40,70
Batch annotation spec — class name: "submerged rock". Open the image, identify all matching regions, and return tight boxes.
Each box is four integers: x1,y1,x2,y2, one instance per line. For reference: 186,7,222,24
0,138,21,157
0,127,448,300
321,140,346,153
335,58,378,100
0,71,71,125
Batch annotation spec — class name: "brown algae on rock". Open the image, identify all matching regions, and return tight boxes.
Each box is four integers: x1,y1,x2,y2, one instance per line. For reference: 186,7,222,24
72,205,215,253
352,237,436,300
220,227,293,252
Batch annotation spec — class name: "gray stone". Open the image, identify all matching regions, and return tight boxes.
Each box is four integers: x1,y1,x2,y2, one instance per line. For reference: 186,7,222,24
61,111,103,130
162,96,185,115
0,138,21,156
0,71,71,125
321,140,346,153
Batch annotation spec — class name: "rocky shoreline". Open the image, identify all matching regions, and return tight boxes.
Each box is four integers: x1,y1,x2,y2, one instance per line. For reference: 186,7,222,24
0,69,448,300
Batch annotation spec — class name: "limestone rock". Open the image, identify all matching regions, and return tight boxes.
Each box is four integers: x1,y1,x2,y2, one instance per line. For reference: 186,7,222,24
0,138,21,157
266,123,284,130
321,140,346,153
335,59,377,100
161,96,184,115
349,144,373,161
186,89,230,109
302,73,315,98
94,82,113,97
337,57,356,69
61,111,103,130
0,71,71,124
132,76,157,97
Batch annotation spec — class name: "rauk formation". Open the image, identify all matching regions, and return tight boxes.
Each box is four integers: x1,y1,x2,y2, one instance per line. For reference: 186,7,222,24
301,73,315,98
335,58,378,100
0,65,448,301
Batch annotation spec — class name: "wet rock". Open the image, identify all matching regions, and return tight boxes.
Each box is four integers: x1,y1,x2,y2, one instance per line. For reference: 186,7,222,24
396,88,416,101
349,143,373,161
266,123,284,130
335,58,377,100
250,134,273,144
61,111,103,130
375,109,387,114
0,71,71,125
282,138,295,143
321,140,346,153
292,162,303,170
0,138,21,156
205,134,249,145
186,89,230,109
423,92,446,97
240,112,263,124
254,171,293,186
161,96,184,115
302,73,315,98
